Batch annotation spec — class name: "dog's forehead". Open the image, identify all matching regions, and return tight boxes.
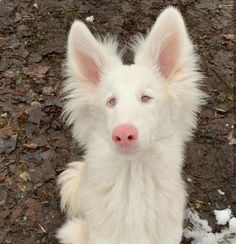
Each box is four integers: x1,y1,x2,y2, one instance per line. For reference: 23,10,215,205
103,64,156,91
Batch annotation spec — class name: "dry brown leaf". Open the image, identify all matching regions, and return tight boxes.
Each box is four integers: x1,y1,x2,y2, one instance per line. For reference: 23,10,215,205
10,206,23,221
23,143,38,149
223,34,236,42
23,65,49,78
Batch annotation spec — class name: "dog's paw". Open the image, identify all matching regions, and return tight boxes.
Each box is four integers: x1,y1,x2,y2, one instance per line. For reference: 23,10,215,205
58,161,85,218
57,218,88,244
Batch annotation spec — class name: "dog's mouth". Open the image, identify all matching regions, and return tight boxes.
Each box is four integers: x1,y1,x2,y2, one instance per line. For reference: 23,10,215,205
113,143,140,155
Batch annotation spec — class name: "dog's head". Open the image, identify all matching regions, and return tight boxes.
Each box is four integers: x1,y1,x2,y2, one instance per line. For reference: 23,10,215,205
63,7,205,155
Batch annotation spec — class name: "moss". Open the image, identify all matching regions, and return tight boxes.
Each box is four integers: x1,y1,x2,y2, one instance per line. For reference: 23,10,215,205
216,92,234,102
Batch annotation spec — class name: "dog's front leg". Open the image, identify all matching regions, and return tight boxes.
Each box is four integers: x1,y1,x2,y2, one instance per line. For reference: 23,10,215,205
58,161,85,218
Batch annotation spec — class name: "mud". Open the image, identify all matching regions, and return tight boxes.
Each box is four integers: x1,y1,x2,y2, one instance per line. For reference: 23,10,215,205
0,1,234,243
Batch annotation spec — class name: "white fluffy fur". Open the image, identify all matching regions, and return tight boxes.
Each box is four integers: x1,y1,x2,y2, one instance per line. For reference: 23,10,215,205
58,161,85,218
57,6,205,244
57,218,88,244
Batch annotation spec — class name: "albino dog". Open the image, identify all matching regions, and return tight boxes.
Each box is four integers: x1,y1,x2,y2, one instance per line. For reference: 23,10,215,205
57,6,205,244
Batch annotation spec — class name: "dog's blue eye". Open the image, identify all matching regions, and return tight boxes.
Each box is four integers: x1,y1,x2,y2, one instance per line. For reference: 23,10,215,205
141,95,152,103
107,97,117,108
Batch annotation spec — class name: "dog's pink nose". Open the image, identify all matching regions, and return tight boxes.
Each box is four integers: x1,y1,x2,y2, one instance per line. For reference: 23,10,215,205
112,123,138,147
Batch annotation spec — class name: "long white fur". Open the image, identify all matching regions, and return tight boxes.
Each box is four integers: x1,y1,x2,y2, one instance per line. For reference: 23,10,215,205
58,161,85,218
57,6,205,244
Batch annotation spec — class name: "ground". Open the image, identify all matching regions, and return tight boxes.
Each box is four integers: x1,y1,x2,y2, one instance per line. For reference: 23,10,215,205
0,0,235,243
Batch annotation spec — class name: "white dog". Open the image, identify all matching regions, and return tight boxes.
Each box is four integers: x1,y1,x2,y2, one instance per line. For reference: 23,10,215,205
57,6,205,244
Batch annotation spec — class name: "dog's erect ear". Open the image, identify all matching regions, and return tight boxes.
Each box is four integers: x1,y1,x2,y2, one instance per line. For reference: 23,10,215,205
67,21,120,85
134,7,194,80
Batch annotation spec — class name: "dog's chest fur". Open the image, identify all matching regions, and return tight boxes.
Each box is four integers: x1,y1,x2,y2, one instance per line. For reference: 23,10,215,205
80,155,185,244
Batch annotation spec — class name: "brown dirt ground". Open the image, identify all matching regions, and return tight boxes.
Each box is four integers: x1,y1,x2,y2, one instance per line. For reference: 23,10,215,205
0,0,235,243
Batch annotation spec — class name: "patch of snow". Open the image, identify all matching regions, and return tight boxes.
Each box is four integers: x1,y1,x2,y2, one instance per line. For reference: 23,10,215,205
184,209,236,244
33,3,38,9
231,125,235,129
218,189,225,195
226,123,229,127
229,138,236,145
229,218,236,233
184,229,217,244
187,177,193,182
85,16,94,22
214,208,232,225
184,209,214,244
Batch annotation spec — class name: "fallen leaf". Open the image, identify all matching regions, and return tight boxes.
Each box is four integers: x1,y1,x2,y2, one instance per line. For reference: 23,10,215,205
0,134,17,154
25,101,48,125
29,161,56,183
19,171,30,182
25,208,36,222
42,86,54,96
0,173,7,183
0,210,11,220
23,143,38,149
28,52,42,63
33,181,43,190
4,68,20,78
223,34,236,42
17,112,26,124
10,206,23,221
25,198,42,211
17,182,28,192
23,65,49,79
0,186,8,206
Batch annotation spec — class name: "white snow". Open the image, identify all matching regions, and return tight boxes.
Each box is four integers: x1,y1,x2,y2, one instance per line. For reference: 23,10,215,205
229,218,236,234
33,3,38,9
85,16,94,22
214,208,232,225
229,138,236,145
218,189,225,195
184,209,214,244
184,208,236,244
187,177,193,182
